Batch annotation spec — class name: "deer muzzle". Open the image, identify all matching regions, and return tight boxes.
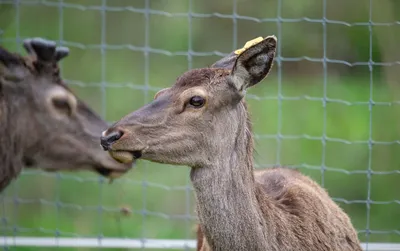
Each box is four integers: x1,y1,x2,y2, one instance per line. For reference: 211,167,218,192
100,130,123,150
101,128,144,164
108,151,135,164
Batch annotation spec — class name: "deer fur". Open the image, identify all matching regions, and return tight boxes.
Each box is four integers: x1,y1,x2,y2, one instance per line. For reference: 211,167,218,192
101,35,362,251
0,38,132,192
194,166,361,251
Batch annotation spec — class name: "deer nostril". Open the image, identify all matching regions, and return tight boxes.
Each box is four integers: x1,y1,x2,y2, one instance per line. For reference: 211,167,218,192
100,130,123,151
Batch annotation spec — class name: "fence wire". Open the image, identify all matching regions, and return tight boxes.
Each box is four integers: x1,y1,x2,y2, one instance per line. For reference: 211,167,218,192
0,0,400,250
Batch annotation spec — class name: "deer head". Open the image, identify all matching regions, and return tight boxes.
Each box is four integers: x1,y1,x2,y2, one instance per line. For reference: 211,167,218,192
0,38,133,191
100,36,276,168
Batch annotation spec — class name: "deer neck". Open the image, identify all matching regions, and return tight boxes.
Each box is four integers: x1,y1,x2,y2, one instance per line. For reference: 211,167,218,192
190,121,269,250
0,104,24,191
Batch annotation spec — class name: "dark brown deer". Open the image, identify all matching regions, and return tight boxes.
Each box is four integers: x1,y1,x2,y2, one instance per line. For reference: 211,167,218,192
100,36,362,251
0,38,133,192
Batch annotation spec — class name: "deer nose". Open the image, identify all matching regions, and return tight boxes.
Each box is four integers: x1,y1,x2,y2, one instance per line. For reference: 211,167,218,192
100,130,123,150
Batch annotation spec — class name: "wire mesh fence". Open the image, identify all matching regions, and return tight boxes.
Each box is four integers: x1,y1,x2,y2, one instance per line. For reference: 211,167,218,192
0,0,400,250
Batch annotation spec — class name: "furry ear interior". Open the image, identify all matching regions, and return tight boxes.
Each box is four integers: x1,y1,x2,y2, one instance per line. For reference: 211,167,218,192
229,36,277,92
211,37,266,70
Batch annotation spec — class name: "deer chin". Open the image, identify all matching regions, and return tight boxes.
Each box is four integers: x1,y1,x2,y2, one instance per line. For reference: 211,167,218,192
93,163,134,179
93,153,136,179
23,156,36,167
108,150,142,164
23,153,134,180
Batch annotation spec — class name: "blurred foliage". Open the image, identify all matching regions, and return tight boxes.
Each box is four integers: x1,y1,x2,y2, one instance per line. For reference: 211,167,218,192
0,0,400,250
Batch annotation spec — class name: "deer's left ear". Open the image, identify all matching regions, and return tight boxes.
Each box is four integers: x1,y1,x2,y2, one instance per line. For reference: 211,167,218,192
154,87,170,100
0,47,20,67
229,35,277,92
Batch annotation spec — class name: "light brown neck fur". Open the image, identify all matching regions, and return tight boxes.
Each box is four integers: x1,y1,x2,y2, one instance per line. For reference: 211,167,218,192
191,102,361,251
190,102,270,250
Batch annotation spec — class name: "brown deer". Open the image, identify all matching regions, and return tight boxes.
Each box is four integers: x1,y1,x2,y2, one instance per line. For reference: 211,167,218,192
100,36,362,251
0,38,133,192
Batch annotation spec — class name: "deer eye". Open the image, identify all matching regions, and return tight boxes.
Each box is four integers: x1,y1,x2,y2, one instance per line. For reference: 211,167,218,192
189,96,205,108
52,98,72,116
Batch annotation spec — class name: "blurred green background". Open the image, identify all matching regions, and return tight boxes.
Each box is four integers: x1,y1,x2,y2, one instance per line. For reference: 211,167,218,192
1,0,400,250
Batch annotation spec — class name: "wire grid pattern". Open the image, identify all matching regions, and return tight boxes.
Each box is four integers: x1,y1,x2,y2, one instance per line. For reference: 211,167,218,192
0,0,399,250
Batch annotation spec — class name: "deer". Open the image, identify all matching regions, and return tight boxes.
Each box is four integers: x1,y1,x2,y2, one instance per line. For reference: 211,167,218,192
0,38,133,192
100,35,362,251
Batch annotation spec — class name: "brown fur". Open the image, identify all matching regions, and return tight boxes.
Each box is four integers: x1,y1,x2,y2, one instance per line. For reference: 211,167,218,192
103,36,361,251
0,38,131,192
195,168,361,251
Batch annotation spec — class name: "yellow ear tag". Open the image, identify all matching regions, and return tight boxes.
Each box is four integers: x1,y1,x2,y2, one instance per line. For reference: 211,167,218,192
234,36,264,55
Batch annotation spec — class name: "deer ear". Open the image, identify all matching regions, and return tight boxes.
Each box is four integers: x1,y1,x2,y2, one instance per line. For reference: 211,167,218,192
229,36,277,92
0,47,21,87
154,87,170,100
0,47,20,67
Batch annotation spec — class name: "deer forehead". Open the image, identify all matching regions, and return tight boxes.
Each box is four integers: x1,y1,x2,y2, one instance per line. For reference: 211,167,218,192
0,63,28,83
174,68,230,89
178,87,208,99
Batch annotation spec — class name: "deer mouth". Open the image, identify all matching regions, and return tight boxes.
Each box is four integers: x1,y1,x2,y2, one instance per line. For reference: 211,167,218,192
94,166,115,176
23,156,36,167
94,165,131,178
93,156,136,179
22,152,134,180
108,150,142,164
